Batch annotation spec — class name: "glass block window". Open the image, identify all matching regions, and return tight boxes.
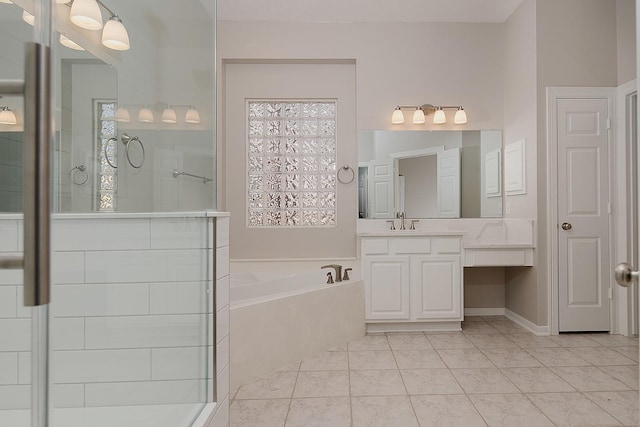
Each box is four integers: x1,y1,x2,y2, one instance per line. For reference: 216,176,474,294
95,100,118,212
247,100,337,227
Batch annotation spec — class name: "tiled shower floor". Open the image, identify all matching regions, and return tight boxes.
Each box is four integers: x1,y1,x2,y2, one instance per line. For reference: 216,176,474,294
230,316,639,426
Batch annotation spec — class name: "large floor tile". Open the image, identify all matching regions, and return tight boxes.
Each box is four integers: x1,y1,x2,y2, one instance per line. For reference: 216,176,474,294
465,333,518,349
504,334,560,349
285,397,350,427
567,346,636,366
347,335,390,351
550,366,631,392
351,396,419,427
234,371,298,400
230,399,290,427
461,322,499,334
410,394,487,427
610,346,639,362
393,349,446,369
548,334,600,347
525,347,590,367
584,391,639,426
386,333,433,350
437,349,495,368
484,319,526,333
500,367,575,393
469,393,554,426
299,351,348,371
292,371,349,398
426,333,475,349
348,351,397,370
586,333,639,347
481,348,542,368
527,392,622,426
600,365,639,390
450,368,519,394
349,370,406,396
400,369,464,395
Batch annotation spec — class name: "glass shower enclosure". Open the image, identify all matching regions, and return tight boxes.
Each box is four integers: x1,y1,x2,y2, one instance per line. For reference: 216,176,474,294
0,1,216,426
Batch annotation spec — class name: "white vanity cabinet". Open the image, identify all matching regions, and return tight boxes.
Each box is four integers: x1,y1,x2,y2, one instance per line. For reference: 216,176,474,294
361,233,463,332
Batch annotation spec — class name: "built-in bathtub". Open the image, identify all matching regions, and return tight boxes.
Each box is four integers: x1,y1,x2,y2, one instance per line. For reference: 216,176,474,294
230,270,364,390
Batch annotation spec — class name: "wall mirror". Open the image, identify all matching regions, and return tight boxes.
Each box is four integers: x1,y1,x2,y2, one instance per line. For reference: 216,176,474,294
358,130,503,219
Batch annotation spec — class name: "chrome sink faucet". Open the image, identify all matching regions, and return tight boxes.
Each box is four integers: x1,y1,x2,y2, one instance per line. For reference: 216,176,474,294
321,264,343,282
399,212,406,230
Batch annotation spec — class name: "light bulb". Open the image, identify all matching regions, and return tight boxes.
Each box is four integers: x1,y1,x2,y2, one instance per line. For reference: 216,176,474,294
162,107,177,124
185,106,200,124
0,107,17,125
412,108,426,125
102,15,130,51
454,107,467,124
138,107,154,123
433,108,446,125
391,108,404,125
59,34,85,51
116,107,130,123
70,0,103,30
22,10,34,26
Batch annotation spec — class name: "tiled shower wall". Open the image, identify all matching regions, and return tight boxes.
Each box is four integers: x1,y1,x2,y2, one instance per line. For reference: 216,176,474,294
0,213,229,415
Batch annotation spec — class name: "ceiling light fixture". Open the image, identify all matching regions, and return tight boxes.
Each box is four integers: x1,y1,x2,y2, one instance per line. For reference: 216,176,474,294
0,107,17,125
391,104,468,125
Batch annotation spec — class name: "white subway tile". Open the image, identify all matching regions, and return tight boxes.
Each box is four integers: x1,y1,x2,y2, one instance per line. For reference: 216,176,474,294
0,385,30,409
216,218,229,249
208,219,215,249
85,315,208,349
0,318,30,351
52,219,150,251
0,352,17,385
0,286,16,318
151,347,208,380
52,284,149,317
150,218,207,249
215,246,229,280
216,305,229,345
85,250,206,284
150,282,207,315
216,276,230,311
53,349,151,383
52,318,85,350
0,220,18,251
84,380,206,407
216,334,229,376
18,352,29,384
52,252,85,284
0,269,22,286
53,384,85,408
15,288,31,318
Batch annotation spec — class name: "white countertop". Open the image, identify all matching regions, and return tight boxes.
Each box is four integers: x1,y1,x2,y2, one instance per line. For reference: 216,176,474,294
358,230,465,237
463,242,535,249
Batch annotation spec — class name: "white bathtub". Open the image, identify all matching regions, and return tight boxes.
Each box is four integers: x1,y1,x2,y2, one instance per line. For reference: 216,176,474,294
230,270,364,390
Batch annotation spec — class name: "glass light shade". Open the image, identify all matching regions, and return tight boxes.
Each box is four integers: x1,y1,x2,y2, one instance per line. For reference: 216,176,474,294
102,15,130,51
115,107,130,123
0,0,14,4
70,0,103,30
22,10,35,26
412,108,426,125
0,108,17,125
433,108,447,124
56,0,71,3
185,107,201,124
454,107,467,124
162,107,177,124
138,107,154,123
391,108,404,124
59,34,85,51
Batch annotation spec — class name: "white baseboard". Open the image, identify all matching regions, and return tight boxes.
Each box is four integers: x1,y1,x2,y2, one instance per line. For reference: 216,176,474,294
464,308,506,316
505,308,550,336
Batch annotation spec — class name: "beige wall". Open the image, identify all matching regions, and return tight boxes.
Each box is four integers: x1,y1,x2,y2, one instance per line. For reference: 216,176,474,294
617,0,637,85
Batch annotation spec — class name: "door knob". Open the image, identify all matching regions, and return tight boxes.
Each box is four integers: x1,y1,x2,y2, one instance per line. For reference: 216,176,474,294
561,222,572,230
615,263,639,287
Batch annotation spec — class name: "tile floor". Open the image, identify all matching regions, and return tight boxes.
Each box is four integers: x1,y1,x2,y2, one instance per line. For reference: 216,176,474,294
230,316,639,426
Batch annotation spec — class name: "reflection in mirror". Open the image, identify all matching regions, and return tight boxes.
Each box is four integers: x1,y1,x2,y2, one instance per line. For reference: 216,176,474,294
358,130,503,219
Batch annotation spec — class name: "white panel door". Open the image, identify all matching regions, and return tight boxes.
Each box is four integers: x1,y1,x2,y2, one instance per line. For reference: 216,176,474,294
437,148,460,218
558,98,611,332
368,159,395,218
411,256,461,320
364,256,410,320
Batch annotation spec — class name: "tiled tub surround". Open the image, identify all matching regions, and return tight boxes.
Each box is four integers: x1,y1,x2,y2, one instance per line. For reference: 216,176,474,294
230,271,365,391
0,212,231,427
230,316,639,427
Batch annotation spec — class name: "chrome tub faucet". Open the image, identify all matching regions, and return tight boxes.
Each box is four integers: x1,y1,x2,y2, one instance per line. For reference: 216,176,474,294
321,264,343,282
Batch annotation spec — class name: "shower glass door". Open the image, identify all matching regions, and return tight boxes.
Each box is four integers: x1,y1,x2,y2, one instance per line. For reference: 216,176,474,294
0,1,216,426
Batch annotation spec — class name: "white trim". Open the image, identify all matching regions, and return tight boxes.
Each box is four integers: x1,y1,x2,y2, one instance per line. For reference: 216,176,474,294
389,145,444,160
505,308,550,336
546,86,616,335
463,308,505,316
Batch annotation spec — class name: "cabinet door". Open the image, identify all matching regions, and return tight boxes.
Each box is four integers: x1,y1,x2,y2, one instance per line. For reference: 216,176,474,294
411,256,461,320
364,256,410,320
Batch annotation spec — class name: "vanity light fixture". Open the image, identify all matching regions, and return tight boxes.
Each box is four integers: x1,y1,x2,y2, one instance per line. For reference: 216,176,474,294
56,0,72,3
115,107,130,123
59,34,85,50
0,107,17,125
22,10,35,26
138,106,154,123
0,0,14,4
70,0,103,30
185,106,201,124
66,0,131,51
391,104,468,125
161,106,178,124
102,14,130,51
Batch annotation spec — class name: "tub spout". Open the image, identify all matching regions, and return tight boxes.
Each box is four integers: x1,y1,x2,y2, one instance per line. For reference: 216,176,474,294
321,264,342,282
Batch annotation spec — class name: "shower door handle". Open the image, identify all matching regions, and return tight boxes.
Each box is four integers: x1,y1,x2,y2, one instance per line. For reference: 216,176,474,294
0,42,52,306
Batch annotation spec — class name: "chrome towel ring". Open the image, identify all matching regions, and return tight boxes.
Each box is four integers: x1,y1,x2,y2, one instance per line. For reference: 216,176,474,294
70,165,89,185
121,134,145,169
105,137,118,169
337,165,355,184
